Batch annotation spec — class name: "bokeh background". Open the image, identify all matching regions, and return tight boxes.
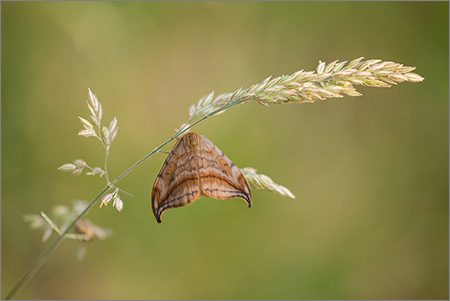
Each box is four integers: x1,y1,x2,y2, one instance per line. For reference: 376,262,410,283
2,2,448,300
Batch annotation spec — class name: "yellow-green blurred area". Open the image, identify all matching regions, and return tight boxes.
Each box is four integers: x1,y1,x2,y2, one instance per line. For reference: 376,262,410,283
1,2,448,300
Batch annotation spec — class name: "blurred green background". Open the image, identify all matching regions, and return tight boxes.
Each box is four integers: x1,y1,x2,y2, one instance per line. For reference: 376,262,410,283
1,2,448,300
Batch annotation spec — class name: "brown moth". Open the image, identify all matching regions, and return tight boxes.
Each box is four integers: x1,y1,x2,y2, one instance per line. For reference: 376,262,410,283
151,132,252,223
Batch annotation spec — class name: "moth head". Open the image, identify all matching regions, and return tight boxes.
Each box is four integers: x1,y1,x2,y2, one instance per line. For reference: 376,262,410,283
183,132,200,149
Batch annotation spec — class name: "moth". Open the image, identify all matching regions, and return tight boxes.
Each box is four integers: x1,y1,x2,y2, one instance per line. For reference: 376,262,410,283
151,132,252,223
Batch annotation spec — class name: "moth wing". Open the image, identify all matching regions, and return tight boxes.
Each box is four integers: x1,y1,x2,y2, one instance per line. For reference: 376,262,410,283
197,135,252,207
151,137,201,223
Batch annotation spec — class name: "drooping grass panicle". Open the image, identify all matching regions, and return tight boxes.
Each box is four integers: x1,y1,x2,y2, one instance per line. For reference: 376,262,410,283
241,167,296,199
182,57,424,131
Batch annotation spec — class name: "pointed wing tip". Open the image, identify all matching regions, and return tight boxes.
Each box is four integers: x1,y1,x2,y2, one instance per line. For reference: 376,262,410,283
153,213,162,223
245,196,252,209
152,203,163,223
154,209,163,223
154,212,162,223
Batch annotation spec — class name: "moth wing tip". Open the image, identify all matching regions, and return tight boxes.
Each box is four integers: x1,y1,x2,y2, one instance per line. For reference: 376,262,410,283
152,204,163,223
156,208,164,223
246,197,252,208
